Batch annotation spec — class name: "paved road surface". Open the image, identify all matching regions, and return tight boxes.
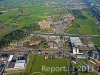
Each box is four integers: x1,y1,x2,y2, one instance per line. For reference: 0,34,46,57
28,32,100,38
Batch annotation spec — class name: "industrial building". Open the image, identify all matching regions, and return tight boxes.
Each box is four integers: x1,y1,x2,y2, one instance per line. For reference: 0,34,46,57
70,37,83,54
70,37,86,58
5,54,28,74
14,60,26,69
70,37,83,47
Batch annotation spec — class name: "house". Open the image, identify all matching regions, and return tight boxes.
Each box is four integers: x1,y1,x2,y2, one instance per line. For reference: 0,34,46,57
38,20,52,29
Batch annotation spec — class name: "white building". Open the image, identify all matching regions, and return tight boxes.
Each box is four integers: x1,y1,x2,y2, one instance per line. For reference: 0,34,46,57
70,37,85,58
73,47,79,54
70,37,83,47
14,60,26,69
8,55,13,62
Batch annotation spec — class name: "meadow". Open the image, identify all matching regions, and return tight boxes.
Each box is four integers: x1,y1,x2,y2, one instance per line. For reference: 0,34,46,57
0,0,67,29
0,4,48,29
67,11,100,35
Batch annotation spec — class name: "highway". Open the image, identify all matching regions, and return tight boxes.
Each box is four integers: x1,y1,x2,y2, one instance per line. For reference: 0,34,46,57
0,48,71,54
28,32,100,38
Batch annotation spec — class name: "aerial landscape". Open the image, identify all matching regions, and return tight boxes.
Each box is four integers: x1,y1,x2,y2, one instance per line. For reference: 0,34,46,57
0,0,100,75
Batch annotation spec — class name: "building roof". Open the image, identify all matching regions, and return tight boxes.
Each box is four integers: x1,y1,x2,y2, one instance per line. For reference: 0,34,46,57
14,60,25,69
16,60,25,63
14,63,25,69
70,37,82,46
8,55,13,62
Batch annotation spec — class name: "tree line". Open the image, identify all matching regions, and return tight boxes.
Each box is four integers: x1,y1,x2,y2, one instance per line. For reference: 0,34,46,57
0,23,40,48
70,9,87,20
0,29,26,48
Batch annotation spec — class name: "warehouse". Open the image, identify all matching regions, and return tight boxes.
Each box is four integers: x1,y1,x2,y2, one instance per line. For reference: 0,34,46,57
70,37,83,47
14,60,26,69
70,37,84,57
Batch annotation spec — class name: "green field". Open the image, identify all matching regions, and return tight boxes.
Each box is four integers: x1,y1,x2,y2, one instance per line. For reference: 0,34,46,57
67,11,100,35
0,4,48,29
92,38,100,46
0,0,59,37
7,54,97,75
0,0,66,29
0,0,69,38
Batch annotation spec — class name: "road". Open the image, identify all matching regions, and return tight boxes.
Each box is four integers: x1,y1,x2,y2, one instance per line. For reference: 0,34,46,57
28,32,100,38
0,47,99,74
0,48,71,54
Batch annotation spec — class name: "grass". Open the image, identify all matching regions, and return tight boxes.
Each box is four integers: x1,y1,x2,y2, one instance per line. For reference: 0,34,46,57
0,3,47,29
6,54,97,75
92,38,100,46
0,4,48,29
67,11,100,35
0,2,66,30
67,28,79,34
78,58,90,64
0,27,9,37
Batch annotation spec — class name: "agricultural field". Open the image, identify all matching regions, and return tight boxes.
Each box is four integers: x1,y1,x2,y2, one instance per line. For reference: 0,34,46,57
0,0,70,48
0,0,68,29
67,11,100,35
7,54,97,75
0,0,67,38
0,4,48,29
